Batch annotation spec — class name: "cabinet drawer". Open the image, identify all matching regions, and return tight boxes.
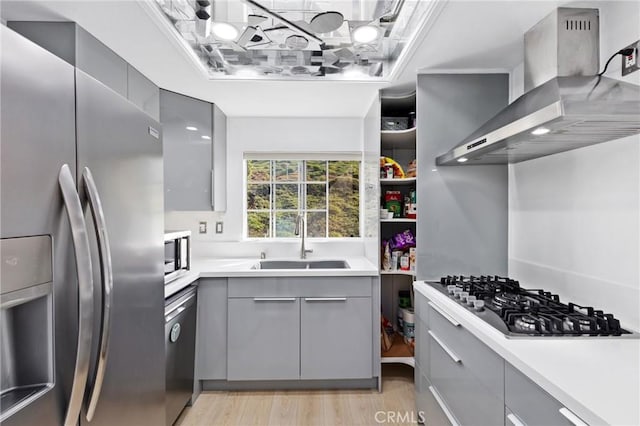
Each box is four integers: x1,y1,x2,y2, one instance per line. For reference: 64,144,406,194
228,277,371,298
416,365,453,426
505,363,582,426
415,292,431,324
429,330,504,426
428,300,503,398
415,312,430,374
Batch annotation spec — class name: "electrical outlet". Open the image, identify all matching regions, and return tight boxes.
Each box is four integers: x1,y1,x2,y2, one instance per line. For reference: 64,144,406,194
621,40,639,76
199,221,207,234
215,221,223,234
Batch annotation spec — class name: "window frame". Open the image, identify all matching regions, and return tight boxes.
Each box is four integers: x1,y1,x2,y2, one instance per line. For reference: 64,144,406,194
243,157,362,240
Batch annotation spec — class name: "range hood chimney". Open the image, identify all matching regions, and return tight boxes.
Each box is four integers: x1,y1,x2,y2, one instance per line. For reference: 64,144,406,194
437,8,640,165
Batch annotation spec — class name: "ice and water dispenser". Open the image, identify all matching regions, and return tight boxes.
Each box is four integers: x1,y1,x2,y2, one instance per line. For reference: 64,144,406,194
0,236,54,421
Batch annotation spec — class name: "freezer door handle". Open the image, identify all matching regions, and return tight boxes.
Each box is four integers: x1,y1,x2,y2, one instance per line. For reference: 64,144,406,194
82,167,114,421
59,164,94,426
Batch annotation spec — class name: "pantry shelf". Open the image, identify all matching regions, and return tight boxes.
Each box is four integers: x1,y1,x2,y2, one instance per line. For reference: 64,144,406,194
381,127,416,150
380,270,416,276
380,177,417,185
382,333,415,367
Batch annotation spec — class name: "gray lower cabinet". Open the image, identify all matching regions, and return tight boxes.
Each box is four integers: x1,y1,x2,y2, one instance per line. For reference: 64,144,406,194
415,364,451,426
225,277,374,382
429,331,504,426
227,297,300,380
195,278,227,380
505,363,579,426
300,297,372,379
415,291,588,426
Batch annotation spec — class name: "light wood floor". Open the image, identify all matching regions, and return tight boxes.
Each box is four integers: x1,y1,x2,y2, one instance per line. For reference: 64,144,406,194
176,365,417,426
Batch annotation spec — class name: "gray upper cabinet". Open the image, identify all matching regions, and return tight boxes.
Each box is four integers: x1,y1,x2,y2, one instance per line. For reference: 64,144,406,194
416,74,509,279
160,90,213,211
127,65,159,121
227,297,300,380
8,22,127,98
300,297,372,379
211,104,227,211
8,21,159,120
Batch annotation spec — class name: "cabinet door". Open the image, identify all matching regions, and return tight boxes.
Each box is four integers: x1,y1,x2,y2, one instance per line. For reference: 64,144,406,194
227,297,300,380
127,65,159,120
195,279,227,380
300,297,372,379
160,89,213,211
211,104,226,212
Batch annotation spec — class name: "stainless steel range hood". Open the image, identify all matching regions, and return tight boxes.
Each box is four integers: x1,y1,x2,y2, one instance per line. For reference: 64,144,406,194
436,8,640,165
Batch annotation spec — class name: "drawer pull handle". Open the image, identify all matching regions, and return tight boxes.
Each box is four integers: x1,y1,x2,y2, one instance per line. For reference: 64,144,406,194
507,413,526,426
253,297,296,302
559,408,588,426
428,330,461,363
304,297,347,302
428,301,461,327
428,385,460,426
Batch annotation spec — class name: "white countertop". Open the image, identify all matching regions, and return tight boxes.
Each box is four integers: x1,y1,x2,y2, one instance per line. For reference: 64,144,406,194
164,256,378,298
193,256,378,277
414,281,640,426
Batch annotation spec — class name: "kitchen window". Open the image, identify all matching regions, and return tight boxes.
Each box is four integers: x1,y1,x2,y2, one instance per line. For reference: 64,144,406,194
245,159,360,238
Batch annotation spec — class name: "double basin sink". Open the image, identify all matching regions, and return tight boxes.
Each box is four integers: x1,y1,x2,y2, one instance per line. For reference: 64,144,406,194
252,260,350,270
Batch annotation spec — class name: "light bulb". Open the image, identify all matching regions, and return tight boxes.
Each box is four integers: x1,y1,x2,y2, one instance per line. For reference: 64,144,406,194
531,127,550,135
212,22,238,41
353,25,379,43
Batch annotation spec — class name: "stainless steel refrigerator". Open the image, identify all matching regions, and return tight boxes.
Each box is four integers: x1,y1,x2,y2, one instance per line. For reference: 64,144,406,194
1,25,165,426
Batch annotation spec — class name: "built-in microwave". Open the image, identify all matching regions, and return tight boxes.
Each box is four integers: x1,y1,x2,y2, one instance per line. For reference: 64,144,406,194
164,230,190,284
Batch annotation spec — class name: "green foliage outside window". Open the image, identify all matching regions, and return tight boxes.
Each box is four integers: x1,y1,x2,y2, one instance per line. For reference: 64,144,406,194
246,159,360,238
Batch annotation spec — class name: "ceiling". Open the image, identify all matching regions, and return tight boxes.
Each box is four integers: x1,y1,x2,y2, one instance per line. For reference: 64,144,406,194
0,0,608,117
152,0,437,81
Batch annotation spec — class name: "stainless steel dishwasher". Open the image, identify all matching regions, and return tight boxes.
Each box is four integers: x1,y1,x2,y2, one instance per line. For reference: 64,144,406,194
165,285,197,426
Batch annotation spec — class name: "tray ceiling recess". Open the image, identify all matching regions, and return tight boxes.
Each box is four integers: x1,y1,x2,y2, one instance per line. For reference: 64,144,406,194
153,0,435,80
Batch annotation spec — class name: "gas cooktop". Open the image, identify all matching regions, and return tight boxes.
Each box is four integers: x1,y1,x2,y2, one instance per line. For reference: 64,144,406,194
427,276,637,338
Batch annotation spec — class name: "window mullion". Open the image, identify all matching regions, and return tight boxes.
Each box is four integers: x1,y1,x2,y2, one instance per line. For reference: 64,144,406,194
325,160,329,238
270,160,275,238
301,161,305,237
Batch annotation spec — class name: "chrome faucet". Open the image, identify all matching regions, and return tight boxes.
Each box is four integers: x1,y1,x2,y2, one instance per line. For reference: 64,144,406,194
294,214,313,259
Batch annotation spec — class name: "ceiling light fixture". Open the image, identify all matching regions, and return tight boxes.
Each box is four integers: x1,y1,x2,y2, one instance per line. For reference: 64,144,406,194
201,135,211,140
186,126,198,131
531,127,550,136
457,157,468,163
352,25,379,43
211,22,239,41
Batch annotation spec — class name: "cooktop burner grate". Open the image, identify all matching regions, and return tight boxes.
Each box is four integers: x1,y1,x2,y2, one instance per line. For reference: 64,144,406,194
432,275,634,337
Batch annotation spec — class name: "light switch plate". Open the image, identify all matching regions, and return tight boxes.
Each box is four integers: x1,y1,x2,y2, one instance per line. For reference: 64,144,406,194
199,221,207,234
215,222,223,234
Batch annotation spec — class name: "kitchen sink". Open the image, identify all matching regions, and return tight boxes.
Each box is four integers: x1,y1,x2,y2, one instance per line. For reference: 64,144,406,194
253,260,350,270
306,260,349,269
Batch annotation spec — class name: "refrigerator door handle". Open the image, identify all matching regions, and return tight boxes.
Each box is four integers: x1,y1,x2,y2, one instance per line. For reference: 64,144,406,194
58,164,94,426
82,167,114,421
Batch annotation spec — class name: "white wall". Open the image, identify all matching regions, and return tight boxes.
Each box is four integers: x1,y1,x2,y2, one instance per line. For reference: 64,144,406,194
165,116,369,258
509,0,640,330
